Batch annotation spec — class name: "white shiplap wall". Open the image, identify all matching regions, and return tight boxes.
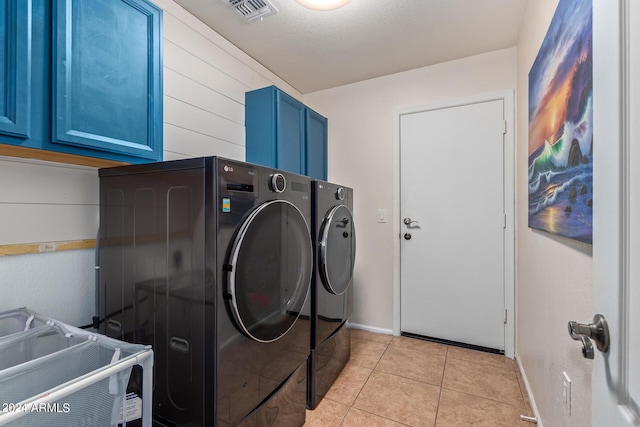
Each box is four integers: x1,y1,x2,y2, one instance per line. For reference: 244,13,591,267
0,0,299,325
0,158,99,246
158,0,301,160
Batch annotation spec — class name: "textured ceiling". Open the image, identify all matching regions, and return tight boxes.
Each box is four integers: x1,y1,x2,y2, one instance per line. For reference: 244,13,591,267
173,0,528,94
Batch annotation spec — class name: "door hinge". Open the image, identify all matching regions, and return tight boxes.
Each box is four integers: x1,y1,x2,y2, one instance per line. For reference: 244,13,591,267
503,120,507,134
503,214,507,229
504,308,508,324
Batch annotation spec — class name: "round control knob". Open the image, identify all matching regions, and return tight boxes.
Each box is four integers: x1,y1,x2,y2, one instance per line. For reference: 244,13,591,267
335,187,345,201
270,173,286,193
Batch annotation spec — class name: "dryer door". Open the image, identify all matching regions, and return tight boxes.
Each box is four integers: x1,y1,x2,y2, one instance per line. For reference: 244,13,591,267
228,200,312,343
319,205,356,295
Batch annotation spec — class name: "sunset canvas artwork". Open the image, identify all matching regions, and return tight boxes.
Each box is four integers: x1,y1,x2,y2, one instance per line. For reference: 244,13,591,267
528,0,593,244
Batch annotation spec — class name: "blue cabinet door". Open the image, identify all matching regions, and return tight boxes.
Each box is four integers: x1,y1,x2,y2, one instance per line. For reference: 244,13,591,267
245,86,277,167
51,0,163,162
276,90,306,175
0,0,30,139
305,109,327,180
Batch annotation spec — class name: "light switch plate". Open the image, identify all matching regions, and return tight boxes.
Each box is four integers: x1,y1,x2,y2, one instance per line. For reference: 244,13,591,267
377,209,387,223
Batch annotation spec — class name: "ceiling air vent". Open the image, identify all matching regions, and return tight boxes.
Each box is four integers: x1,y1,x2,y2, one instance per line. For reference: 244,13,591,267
225,0,278,21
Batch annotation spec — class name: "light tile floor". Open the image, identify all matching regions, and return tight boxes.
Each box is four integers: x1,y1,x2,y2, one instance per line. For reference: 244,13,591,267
304,329,534,427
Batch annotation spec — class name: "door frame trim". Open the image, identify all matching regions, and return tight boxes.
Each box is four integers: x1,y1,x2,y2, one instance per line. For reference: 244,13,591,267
392,90,515,358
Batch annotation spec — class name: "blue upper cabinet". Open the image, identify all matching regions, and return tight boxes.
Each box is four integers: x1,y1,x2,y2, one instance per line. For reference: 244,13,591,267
52,0,163,162
0,0,163,164
246,86,327,180
0,0,30,139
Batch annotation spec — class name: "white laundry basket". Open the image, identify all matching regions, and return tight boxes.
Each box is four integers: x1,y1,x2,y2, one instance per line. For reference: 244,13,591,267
0,309,153,427
0,308,50,340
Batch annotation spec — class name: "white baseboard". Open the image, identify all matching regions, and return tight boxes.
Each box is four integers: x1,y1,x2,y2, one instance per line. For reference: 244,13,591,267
515,355,544,427
347,322,394,336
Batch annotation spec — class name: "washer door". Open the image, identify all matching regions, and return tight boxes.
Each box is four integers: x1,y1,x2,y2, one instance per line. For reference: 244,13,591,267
228,200,312,343
319,205,356,295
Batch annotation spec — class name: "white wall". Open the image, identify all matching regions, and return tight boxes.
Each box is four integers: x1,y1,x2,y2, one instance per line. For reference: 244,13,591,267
304,48,517,331
0,249,97,327
515,1,593,426
0,0,298,326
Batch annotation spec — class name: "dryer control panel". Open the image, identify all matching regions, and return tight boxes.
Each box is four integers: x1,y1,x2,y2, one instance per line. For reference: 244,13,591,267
220,161,257,195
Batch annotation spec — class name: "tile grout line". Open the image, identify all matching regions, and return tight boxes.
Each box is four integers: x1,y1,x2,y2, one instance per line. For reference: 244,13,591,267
338,337,392,426
432,345,451,427
337,332,526,426
438,344,527,411
359,336,446,426
343,407,414,427
440,351,528,411
439,385,528,410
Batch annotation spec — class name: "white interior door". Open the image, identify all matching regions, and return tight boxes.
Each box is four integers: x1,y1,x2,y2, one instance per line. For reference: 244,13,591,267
591,0,640,424
399,98,506,351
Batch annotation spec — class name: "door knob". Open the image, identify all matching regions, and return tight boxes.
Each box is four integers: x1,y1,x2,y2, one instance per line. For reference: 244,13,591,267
403,217,419,226
568,314,610,359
